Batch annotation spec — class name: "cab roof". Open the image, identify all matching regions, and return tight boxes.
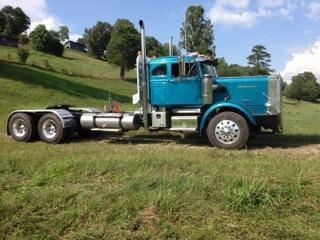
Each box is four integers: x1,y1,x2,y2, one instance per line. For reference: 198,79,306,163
149,54,212,65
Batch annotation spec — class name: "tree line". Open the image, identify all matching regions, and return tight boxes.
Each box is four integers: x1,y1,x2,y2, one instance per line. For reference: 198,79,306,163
77,20,180,80
1,5,319,101
0,4,273,79
0,6,70,57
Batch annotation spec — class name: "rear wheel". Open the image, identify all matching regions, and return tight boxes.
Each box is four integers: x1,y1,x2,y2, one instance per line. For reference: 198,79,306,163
9,113,36,142
206,111,249,149
38,113,68,143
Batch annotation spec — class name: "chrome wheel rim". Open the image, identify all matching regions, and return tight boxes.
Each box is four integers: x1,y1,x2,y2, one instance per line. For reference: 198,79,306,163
42,119,57,139
215,120,240,145
13,119,27,137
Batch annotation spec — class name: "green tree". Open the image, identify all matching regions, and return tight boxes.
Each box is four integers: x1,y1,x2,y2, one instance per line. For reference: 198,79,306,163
83,21,112,58
107,19,140,80
30,25,64,57
77,37,86,45
285,72,320,102
180,5,215,56
162,42,180,56
0,6,30,38
146,36,163,57
30,25,48,52
47,34,64,56
247,45,272,75
59,26,69,42
216,58,228,76
0,11,5,33
216,58,251,77
279,75,287,93
49,30,60,39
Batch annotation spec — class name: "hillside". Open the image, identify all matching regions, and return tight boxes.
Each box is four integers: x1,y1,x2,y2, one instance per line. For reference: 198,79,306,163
0,46,320,239
0,45,136,81
0,46,136,128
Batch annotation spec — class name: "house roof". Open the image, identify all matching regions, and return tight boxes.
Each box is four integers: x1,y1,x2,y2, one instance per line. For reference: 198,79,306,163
64,40,86,48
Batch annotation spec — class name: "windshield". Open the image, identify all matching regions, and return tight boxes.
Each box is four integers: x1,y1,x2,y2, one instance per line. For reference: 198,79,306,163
200,62,217,77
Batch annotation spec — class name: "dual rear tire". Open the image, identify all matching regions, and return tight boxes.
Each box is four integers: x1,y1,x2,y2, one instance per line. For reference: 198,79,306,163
37,113,71,143
8,113,36,142
9,113,72,144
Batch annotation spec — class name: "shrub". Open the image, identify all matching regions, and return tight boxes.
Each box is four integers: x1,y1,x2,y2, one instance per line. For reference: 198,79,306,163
30,24,64,57
43,59,53,71
17,47,30,63
18,34,30,45
6,53,12,62
285,72,320,102
47,36,64,56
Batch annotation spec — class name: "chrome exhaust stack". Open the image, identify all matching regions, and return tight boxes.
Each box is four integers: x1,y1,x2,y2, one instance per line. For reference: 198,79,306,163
139,20,149,129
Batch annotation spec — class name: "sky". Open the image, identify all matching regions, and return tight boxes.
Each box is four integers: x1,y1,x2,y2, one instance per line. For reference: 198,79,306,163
1,0,320,82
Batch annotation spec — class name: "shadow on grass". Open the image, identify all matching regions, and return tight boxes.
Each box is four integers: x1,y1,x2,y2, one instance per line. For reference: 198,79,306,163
249,134,320,149
0,62,130,103
73,132,210,147
124,78,137,84
62,55,83,61
72,131,320,149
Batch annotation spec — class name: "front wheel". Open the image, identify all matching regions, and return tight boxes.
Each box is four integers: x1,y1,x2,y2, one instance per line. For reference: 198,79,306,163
206,111,249,149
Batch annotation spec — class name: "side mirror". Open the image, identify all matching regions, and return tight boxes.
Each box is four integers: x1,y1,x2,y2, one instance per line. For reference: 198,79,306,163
179,59,185,77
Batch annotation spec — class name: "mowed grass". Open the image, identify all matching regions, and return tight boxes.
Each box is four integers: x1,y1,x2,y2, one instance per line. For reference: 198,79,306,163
0,46,320,239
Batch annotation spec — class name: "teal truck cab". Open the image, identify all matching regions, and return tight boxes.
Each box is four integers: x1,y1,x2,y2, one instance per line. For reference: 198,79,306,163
7,20,282,149
133,51,282,149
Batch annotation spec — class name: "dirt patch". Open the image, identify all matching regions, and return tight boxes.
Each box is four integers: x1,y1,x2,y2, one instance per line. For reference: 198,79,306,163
131,207,160,233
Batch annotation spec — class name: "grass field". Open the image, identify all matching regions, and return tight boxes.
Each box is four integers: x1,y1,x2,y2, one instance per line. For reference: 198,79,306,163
0,46,320,239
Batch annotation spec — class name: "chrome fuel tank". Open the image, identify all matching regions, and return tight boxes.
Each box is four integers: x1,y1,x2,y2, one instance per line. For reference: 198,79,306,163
80,112,141,131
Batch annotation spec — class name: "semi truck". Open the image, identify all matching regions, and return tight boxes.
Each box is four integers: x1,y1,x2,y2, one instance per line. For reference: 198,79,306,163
6,21,282,149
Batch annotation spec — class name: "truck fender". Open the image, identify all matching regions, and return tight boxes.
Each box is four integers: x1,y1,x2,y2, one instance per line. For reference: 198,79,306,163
199,102,257,132
7,109,76,135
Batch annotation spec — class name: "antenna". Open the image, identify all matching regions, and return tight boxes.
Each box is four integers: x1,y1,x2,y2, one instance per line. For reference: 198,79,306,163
184,11,187,54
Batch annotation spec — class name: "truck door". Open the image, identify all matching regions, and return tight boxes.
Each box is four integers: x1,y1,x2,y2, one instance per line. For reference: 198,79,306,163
166,62,202,106
149,63,168,106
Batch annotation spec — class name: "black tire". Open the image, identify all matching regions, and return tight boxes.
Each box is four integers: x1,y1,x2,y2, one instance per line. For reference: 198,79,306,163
8,113,36,142
38,113,67,143
206,111,249,149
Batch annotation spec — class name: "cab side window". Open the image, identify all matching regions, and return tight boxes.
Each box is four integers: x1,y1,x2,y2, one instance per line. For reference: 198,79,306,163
171,63,198,78
185,63,198,77
152,64,167,76
171,63,179,78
